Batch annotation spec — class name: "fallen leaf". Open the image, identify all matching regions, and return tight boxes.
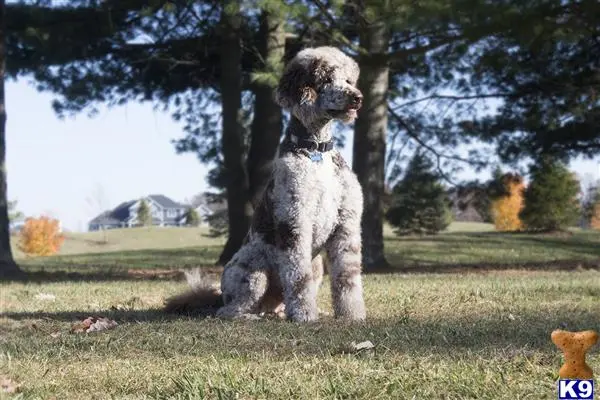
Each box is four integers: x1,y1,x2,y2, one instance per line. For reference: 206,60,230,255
70,317,117,334
70,317,94,334
50,332,62,338
35,292,56,301
0,375,21,393
86,317,118,333
350,340,375,352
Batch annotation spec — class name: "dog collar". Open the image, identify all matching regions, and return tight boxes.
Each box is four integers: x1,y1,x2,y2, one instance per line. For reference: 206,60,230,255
290,134,334,153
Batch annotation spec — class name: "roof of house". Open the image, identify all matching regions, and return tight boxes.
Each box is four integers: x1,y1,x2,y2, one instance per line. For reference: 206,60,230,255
148,194,185,209
88,195,186,225
111,200,136,221
89,210,122,225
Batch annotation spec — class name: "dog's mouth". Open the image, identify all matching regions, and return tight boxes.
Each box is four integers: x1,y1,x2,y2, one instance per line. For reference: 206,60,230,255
327,105,360,119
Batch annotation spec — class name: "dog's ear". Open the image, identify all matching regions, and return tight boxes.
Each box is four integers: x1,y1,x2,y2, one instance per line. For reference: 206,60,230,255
274,61,314,109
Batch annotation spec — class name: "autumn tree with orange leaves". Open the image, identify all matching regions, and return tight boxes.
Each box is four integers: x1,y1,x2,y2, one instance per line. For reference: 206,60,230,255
583,189,600,230
18,216,64,256
588,201,600,230
490,173,525,232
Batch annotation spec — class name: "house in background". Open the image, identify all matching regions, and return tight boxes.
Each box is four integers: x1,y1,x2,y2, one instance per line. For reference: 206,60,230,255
447,189,486,223
9,219,26,234
11,216,63,234
189,192,228,226
88,194,188,231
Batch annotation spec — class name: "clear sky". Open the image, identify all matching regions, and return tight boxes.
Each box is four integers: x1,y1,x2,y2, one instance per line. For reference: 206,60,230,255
6,79,600,232
6,79,211,232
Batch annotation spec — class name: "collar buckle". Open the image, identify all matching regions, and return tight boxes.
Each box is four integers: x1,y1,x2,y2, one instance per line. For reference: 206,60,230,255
305,140,318,152
290,134,333,153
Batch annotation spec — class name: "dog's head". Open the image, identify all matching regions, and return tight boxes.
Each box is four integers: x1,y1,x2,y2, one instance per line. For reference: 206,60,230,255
219,260,268,312
275,46,362,126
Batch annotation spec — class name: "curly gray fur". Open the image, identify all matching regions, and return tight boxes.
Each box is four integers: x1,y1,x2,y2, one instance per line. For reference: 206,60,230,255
167,46,366,322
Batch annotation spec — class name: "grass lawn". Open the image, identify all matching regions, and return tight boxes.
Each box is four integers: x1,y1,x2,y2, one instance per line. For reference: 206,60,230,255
12,222,600,275
1,223,600,399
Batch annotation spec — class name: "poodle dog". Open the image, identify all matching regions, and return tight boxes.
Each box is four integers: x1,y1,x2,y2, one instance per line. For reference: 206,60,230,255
166,46,366,322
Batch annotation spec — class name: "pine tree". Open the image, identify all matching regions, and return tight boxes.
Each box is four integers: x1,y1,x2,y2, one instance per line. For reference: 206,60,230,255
136,199,152,227
520,157,581,232
385,151,452,235
8,199,23,222
184,207,200,227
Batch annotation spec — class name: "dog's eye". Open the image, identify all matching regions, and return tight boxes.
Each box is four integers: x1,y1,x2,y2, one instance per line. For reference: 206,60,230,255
346,80,353,85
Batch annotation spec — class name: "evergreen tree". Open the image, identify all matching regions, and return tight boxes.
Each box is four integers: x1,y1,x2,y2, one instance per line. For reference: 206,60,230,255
8,199,23,222
184,207,200,227
520,157,581,232
10,0,600,269
385,151,452,235
136,199,152,227
460,1,600,162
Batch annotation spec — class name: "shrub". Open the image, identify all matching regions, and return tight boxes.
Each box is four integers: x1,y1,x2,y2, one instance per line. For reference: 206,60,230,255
184,207,200,227
385,151,452,235
520,157,580,231
18,216,65,256
137,199,152,226
490,173,525,231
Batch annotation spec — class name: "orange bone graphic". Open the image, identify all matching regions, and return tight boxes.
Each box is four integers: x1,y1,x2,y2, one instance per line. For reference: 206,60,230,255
551,329,598,379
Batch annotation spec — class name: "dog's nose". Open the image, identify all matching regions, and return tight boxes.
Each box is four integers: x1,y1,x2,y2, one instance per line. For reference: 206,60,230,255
350,93,363,108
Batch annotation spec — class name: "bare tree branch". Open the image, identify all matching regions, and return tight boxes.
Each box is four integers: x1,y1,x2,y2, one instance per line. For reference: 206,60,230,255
387,106,484,186
391,93,512,110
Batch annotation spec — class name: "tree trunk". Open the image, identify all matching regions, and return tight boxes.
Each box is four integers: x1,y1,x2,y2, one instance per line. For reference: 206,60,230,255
217,1,253,265
353,16,390,271
0,0,23,279
247,11,285,206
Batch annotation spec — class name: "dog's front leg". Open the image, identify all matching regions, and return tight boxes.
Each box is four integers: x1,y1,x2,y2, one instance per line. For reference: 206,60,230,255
274,223,318,322
326,216,366,321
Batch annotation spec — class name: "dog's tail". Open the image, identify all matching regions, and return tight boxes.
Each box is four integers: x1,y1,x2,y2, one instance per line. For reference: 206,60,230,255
164,269,224,315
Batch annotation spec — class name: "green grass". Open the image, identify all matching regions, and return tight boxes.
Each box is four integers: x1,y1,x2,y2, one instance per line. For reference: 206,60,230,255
2,272,599,399
2,224,600,399
12,223,600,274
12,227,225,273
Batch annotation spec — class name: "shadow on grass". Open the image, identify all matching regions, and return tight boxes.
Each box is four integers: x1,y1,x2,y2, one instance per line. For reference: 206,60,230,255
2,307,599,357
386,231,600,253
1,265,223,283
19,246,223,268
365,258,600,274
2,257,599,283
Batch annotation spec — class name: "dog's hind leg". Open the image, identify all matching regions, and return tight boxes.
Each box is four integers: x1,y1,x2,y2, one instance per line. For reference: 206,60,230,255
325,213,366,321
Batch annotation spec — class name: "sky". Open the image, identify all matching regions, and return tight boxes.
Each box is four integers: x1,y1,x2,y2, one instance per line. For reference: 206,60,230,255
6,78,600,232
